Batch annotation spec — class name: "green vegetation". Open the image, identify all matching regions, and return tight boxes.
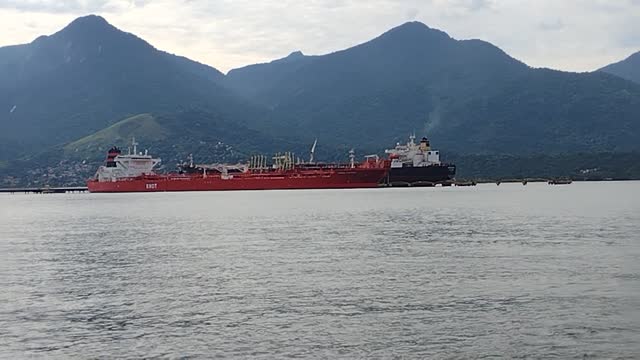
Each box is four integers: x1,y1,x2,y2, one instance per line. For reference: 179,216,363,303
64,113,169,155
450,153,640,180
58,109,312,167
227,22,640,154
0,15,256,153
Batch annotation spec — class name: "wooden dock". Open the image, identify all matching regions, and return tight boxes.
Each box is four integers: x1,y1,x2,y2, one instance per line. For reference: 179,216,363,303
0,186,88,194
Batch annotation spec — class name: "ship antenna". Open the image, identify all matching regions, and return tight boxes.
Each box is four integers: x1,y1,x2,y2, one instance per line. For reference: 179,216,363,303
309,138,317,164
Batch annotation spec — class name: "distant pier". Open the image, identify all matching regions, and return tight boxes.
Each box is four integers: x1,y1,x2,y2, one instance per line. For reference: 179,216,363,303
0,186,88,194
384,180,475,187
384,178,576,188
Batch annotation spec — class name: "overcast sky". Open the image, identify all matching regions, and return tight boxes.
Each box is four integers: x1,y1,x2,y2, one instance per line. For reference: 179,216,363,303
0,0,638,73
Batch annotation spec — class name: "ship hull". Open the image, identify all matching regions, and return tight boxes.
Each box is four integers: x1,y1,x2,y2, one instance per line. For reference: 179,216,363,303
88,168,387,193
386,164,456,185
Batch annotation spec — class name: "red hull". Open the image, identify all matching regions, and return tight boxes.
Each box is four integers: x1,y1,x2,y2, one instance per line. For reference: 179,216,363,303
87,168,387,193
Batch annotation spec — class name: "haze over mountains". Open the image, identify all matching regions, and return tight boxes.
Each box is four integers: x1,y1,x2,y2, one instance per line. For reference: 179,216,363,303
0,15,639,184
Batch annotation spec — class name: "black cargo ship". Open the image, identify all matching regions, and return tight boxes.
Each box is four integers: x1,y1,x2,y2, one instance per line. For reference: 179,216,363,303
383,135,456,186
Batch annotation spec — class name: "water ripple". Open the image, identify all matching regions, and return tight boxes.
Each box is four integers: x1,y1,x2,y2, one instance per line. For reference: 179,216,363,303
1,182,639,358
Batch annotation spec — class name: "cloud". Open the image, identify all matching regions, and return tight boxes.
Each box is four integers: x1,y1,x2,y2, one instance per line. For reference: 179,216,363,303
538,19,565,31
0,0,146,13
429,0,495,15
465,0,494,11
405,7,419,20
0,0,638,73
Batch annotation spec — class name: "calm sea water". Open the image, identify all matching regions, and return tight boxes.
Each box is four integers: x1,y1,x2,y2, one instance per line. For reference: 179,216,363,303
1,182,639,358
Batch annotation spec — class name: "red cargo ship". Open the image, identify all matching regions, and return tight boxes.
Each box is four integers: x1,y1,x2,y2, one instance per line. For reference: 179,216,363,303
87,139,388,193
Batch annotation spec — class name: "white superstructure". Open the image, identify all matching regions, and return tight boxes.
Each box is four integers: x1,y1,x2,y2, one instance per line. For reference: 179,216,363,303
385,135,441,169
94,138,161,182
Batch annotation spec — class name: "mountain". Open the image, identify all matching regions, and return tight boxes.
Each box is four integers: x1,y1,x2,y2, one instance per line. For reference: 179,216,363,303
226,22,640,154
600,51,640,84
226,51,317,102
0,15,259,153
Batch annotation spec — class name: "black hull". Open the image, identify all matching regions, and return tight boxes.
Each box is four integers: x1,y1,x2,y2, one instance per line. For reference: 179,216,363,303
385,164,456,185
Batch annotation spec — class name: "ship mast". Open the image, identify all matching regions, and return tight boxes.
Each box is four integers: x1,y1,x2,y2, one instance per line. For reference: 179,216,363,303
349,149,355,168
132,137,139,155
